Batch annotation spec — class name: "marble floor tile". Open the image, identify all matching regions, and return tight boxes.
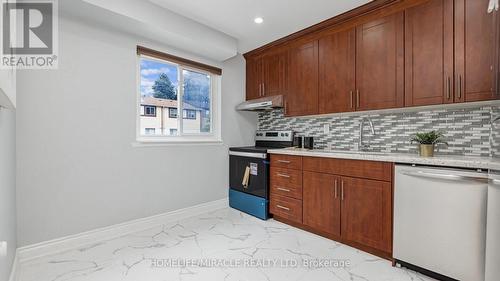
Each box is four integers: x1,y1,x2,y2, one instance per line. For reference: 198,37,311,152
17,208,436,281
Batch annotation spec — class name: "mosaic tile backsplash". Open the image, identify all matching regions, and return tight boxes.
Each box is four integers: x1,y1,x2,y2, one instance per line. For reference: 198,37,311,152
491,106,500,158
258,105,500,157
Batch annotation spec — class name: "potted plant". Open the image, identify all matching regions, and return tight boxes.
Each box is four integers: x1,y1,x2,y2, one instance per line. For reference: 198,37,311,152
410,131,448,157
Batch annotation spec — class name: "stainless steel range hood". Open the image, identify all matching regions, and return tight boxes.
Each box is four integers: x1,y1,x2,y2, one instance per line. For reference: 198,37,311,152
235,95,283,111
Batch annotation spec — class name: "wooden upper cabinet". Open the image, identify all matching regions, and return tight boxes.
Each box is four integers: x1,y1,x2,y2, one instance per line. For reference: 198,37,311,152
245,0,498,111
405,0,454,106
455,0,498,102
319,29,356,114
341,177,392,254
303,171,341,237
246,56,262,100
355,12,404,111
286,40,319,116
262,50,287,97
245,49,287,101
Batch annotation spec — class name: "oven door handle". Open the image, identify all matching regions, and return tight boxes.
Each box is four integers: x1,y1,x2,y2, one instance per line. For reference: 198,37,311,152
229,151,267,159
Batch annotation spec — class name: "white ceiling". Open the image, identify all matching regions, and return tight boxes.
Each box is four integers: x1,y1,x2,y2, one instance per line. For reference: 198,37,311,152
149,0,371,54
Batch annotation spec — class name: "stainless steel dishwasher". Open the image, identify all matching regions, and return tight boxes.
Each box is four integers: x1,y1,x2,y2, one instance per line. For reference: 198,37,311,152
394,164,488,281
485,171,500,281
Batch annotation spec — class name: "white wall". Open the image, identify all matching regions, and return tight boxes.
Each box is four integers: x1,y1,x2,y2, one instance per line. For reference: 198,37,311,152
0,107,16,281
0,68,16,109
16,16,256,246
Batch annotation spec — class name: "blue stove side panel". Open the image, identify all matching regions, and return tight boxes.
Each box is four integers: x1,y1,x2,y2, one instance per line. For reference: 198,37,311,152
229,189,269,220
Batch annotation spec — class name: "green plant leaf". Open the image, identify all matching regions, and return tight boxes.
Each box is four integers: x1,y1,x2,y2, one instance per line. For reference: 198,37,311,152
410,130,448,146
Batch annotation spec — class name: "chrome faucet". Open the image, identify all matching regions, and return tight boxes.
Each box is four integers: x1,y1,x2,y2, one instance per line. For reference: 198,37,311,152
359,116,376,151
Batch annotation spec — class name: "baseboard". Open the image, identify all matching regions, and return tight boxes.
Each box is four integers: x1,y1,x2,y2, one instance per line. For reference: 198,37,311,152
8,250,19,281
17,198,228,263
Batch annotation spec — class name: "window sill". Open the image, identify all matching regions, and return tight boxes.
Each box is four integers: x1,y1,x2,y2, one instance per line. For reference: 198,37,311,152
132,138,224,147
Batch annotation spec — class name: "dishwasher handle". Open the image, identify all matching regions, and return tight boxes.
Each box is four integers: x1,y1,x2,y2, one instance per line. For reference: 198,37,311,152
400,170,488,183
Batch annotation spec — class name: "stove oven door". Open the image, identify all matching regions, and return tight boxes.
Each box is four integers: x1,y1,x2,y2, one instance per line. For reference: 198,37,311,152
229,151,269,198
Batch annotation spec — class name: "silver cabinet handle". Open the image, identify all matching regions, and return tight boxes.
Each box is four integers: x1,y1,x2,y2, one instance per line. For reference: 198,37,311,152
277,173,290,178
446,76,451,100
277,187,291,192
276,205,290,211
277,160,291,164
350,91,354,109
401,171,488,183
457,75,462,99
334,180,338,198
356,90,360,109
341,181,345,201
262,83,265,96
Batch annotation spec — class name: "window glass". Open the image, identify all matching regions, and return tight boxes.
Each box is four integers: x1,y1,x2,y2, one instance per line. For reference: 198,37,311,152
144,106,156,116
182,69,211,134
139,57,178,136
138,54,216,141
169,108,178,118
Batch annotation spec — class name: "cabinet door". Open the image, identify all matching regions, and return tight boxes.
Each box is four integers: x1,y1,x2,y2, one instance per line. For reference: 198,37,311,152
303,171,341,236
286,40,319,116
262,50,287,97
341,177,392,253
246,57,263,100
455,0,498,102
319,29,356,114
405,0,454,106
356,12,404,111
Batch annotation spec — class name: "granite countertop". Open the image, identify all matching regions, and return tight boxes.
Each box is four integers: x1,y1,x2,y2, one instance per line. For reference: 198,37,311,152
268,148,500,170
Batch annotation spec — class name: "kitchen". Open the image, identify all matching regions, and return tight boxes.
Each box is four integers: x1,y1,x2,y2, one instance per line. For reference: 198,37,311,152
1,0,499,281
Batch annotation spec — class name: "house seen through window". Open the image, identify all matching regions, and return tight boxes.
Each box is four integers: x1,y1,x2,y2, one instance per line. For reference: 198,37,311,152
138,48,218,140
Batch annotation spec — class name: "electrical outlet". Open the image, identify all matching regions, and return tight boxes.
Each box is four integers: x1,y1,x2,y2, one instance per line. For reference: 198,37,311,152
0,241,7,257
323,124,330,134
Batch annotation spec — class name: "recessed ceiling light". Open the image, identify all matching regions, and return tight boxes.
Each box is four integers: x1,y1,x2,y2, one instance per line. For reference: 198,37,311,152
254,17,264,24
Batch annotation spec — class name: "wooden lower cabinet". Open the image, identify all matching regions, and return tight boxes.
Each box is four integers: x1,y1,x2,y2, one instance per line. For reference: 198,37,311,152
270,194,303,224
270,167,303,199
341,177,393,254
303,172,341,236
271,155,393,259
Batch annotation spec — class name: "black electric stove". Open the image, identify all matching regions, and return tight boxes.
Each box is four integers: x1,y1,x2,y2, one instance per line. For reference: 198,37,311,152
228,131,294,220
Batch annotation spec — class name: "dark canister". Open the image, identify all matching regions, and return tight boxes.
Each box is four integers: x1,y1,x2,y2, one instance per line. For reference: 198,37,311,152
303,137,314,149
293,136,303,148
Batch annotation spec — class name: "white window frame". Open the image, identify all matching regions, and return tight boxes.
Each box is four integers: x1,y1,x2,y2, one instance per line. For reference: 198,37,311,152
136,54,221,144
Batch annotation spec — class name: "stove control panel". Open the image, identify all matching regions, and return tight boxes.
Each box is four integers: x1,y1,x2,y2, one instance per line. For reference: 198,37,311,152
255,130,294,142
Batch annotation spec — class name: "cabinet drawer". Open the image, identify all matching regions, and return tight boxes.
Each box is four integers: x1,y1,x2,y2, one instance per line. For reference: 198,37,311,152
271,170,303,200
271,167,302,189
270,154,303,170
303,157,392,182
270,194,303,224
